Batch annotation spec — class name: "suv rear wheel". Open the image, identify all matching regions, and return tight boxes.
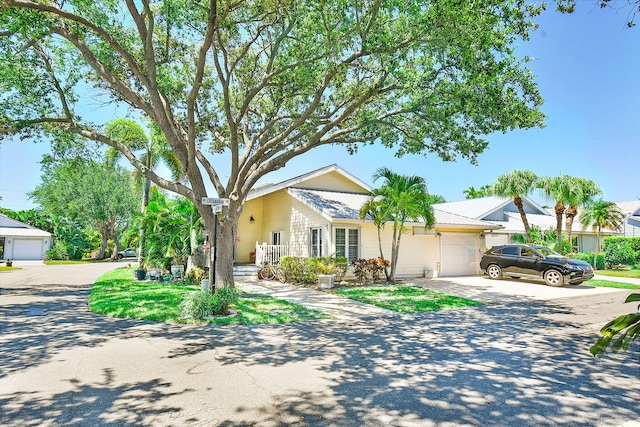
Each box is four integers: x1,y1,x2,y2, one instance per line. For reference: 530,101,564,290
486,264,503,280
544,269,564,287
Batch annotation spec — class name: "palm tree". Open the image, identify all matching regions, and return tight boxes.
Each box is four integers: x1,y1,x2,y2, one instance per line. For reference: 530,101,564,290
580,199,624,267
492,170,538,242
463,185,492,199
104,119,184,265
564,177,601,251
359,198,392,282
132,188,203,270
366,167,436,284
538,175,601,253
537,175,574,252
104,119,183,210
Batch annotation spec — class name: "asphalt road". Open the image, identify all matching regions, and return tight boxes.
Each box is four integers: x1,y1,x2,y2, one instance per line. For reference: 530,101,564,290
1,262,639,426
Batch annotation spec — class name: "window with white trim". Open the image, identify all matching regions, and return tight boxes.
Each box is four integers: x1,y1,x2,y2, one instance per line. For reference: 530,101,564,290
334,227,360,262
310,227,323,257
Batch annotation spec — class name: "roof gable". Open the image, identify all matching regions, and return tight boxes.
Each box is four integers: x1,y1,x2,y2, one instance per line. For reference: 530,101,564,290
0,213,52,237
616,200,640,216
434,196,550,221
247,164,371,201
0,213,37,229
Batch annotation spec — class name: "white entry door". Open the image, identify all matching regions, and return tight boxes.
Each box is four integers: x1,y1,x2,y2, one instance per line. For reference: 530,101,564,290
440,233,478,276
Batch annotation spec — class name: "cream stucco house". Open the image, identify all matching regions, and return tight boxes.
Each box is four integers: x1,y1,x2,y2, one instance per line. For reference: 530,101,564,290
234,165,501,278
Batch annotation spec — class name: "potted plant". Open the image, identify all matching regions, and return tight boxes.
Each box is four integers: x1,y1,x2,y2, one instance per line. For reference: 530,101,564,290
135,266,146,280
316,259,336,289
170,255,185,279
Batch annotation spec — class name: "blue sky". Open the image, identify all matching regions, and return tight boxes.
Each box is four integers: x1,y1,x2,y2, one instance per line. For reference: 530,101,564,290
1,4,639,211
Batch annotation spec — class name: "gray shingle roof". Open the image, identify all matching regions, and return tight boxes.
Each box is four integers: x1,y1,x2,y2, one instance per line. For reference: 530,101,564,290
289,188,501,229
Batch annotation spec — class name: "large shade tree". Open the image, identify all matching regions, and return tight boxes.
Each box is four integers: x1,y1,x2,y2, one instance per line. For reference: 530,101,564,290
491,170,538,241
0,0,545,287
364,167,436,284
29,157,139,259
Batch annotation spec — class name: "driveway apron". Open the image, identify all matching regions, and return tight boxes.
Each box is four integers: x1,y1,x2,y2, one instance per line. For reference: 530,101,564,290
1,263,639,427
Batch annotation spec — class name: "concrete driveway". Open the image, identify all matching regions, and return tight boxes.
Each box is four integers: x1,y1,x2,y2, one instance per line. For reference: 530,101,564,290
1,263,639,426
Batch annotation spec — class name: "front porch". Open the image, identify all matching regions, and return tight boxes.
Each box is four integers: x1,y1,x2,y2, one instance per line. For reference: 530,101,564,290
253,243,290,266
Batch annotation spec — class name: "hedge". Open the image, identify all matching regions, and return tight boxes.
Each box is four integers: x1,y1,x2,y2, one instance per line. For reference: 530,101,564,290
278,256,348,284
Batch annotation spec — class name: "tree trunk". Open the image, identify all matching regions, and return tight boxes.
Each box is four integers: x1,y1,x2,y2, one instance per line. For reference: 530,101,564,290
109,217,118,261
554,201,565,253
376,226,390,282
389,226,398,284
513,195,531,242
565,204,578,252
138,175,150,267
214,216,236,289
198,202,240,291
97,222,108,260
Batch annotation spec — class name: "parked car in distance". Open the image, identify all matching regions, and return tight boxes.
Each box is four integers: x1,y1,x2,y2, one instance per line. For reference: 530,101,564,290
117,248,136,259
479,244,594,287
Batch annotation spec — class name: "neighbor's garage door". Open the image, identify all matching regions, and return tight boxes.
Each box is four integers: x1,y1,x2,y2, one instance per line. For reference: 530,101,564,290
12,239,43,260
440,233,478,276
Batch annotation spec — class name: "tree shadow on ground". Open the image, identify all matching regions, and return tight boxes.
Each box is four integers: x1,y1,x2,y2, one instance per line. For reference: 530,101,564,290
0,368,187,426
202,302,639,426
1,278,638,426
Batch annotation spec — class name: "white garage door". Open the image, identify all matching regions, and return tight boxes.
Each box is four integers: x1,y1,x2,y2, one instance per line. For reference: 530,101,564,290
440,234,478,276
12,239,43,260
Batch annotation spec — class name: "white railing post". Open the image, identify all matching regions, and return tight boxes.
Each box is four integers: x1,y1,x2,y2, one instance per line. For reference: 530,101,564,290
254,243,289,265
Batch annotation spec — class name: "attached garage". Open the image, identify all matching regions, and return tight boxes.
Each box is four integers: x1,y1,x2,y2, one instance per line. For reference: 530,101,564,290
440,233,480,276
12,239,46,260
1,214,52,261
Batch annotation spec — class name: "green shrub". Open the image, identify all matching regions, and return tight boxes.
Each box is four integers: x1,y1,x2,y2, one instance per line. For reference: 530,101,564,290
46,241,70,260
572,252,605,270
180,287,237,320
185,266,205,284
350,258,369,285
350,257,390,284
604,237,636,268
279,256,315,283
278,256,348,284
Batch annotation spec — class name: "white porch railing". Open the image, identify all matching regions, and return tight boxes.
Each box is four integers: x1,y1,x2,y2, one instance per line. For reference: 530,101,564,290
255,242,289,266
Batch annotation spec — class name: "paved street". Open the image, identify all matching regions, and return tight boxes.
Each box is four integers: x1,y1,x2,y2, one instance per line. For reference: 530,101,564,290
1,262,639,426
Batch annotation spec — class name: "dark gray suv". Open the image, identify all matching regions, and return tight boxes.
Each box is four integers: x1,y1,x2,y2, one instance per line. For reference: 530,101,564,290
479,244,594,286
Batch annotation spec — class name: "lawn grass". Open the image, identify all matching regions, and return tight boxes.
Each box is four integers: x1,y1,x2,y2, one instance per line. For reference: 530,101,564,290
595,269,640,279
45,259,113,265
333,284,482,313
89,267,329,325
0,266,20,272
585,280,640,290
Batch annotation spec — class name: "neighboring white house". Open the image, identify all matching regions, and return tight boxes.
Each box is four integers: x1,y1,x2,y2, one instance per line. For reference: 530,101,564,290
0,213,52,261
434,196,619,253
616,201,640,238
235,164,502,278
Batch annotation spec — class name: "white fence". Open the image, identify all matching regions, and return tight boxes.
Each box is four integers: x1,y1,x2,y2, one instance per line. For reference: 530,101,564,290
254,243,289,266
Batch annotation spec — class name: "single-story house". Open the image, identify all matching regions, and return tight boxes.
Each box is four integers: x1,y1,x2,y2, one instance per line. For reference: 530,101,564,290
234,164,502,278
433,196,619,253
0,213,52,261
616,201,640,238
